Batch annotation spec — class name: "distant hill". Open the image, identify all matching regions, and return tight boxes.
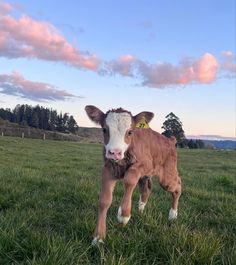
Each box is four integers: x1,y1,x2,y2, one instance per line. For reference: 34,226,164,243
187,134,236,141
202,140,236,150
187,135,236,150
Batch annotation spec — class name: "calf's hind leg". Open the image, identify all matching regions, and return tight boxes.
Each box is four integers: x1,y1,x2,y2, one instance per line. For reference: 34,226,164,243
160,175,182,220
168,176,181,220
138,176,152,213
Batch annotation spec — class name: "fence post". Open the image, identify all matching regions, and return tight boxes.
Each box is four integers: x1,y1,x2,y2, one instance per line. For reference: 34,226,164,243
43,133,46,140
1,132,3,137
22,132,24,139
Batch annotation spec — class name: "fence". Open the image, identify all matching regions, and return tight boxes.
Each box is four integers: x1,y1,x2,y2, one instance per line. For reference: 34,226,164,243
0,126,83,142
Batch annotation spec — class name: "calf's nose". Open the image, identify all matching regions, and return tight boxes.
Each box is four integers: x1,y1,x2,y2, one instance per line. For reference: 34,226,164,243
107,148,123,160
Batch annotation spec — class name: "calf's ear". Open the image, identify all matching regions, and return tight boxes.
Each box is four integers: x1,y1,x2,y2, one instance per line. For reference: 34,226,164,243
85,105,105,125
133,111,154,125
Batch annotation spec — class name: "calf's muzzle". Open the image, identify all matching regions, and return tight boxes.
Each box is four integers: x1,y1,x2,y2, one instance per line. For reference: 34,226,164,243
106,148,123,161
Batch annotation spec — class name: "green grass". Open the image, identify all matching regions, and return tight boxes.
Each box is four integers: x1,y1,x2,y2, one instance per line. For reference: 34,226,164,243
0,137,235,265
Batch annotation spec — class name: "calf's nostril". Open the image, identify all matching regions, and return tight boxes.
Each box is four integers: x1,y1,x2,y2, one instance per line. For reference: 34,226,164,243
108,150,114,155
107,149,123,159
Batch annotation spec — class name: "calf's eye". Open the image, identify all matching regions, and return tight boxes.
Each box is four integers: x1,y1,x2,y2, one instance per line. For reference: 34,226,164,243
128,130,133,136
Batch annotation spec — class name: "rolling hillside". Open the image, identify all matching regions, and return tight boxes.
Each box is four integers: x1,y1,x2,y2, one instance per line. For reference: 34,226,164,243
0,118,102,143
203,139,236,150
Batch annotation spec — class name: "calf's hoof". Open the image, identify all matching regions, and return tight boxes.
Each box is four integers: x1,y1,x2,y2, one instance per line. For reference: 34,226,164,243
168,208,178,220
117,207,131,225
91,236,104,246
138,197,147,213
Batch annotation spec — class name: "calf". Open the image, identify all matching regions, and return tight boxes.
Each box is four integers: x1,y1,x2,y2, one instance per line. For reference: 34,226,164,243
85,105,182,244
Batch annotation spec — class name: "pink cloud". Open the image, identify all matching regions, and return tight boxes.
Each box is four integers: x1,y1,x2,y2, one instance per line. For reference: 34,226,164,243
0,1,12,14
103,53,221,88
0,72,77,101
0,5,100,70
0,1,234,89
179,53,219,84
103,54,137,76
194,53,219,83
137,61,181,87
221,50,236,75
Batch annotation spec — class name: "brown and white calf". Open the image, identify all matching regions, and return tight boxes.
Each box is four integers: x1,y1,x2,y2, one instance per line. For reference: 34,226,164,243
85,105,182,244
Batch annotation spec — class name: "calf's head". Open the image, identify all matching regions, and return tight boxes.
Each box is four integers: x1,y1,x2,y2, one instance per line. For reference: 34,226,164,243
85,105,154,161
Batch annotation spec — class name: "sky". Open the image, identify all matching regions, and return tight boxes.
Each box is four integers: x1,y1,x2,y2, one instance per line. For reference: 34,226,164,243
0,0,235,138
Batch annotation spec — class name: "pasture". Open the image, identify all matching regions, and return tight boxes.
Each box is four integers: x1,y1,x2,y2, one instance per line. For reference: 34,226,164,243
0,137,235,264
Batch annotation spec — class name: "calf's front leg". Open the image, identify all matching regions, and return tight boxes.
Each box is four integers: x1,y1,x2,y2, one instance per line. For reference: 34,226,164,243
92,167,117,245
118,167,140,225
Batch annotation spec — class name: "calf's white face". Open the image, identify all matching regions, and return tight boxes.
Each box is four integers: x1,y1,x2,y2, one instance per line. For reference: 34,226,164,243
105,112,132,160
85,105,154,161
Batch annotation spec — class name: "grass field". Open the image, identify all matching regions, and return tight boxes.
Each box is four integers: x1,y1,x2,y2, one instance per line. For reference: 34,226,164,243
0,137,235,265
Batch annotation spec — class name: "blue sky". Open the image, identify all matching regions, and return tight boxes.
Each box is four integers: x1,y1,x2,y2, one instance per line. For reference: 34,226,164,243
0,0,235,137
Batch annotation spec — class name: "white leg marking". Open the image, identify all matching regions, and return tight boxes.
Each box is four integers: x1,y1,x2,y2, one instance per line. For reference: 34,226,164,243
168,208,178,220
138,196,146,213
92,236,104,246
117,206,131,225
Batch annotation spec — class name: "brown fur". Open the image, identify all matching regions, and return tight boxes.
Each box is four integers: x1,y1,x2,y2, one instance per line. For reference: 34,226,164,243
85,105,182,242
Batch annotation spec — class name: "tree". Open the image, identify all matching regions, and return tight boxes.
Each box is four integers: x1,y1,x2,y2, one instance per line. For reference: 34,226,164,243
0,108,14,121
31,109,39,128
0,104,79,134
162,112,186,147
187,139,205,149
49,109,58,131
25,105,33,126
195,139,205,149
63,113,69,131
56,112,65,132
68,115,78,133
187,139,197,149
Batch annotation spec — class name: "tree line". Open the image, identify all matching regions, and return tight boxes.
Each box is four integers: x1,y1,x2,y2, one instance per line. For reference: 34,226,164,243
0,104,78,133
0,104,205,148
162,112,205,149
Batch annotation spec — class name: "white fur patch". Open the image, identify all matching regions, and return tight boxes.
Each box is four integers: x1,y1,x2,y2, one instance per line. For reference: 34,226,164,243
117,206,131,225
138,196,146,213
105,112,132,159
168,208,178,220
92,236,104,246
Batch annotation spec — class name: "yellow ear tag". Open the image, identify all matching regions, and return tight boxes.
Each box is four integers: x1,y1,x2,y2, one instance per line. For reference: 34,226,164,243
136,117,149,129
